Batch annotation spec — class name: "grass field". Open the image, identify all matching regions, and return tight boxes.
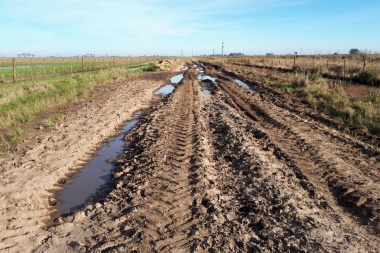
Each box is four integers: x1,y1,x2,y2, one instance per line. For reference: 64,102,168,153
0,56,160,83
0,58,165,152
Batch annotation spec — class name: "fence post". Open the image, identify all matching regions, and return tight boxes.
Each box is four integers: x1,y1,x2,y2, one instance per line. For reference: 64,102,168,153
30,58,34,83
293,57,296,67
12,58,16,83
363,58,367,70
343,58,346,81
82,57,85,72
43,59,46,77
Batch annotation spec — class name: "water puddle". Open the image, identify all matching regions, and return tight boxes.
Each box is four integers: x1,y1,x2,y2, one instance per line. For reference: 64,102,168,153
235,79,257,93
171,74,184,84
129,66,144,71
181,66,189,71
202,76,217,83
196,67,204,73
154,84,175,95
57,112,141,211
202,88,211,95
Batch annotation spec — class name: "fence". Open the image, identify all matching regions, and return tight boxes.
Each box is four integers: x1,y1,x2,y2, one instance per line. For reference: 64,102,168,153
201,54,380,86
0,56,161,84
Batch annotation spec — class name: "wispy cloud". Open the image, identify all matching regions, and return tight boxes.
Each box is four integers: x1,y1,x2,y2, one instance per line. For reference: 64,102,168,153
0,0,377,56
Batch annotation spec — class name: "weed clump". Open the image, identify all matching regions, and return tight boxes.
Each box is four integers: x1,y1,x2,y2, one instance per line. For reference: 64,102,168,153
358,69,380,85
142,64,160,72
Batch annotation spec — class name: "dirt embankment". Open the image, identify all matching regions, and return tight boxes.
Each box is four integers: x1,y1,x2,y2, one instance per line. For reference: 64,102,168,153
34,66,379,252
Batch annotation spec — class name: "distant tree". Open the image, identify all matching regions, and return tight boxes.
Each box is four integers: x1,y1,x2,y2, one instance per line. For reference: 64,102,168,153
294,52,298,55
349,48,361,55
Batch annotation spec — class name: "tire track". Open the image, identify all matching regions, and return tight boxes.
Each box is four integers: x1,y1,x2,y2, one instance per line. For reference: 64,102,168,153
213,68,380,233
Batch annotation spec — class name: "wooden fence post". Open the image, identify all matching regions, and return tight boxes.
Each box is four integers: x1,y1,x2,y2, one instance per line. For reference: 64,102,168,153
12,58,16,83
30,58,34,83
343,59,346,81
363,58,367,70
43,59,46,77
82,57,85,72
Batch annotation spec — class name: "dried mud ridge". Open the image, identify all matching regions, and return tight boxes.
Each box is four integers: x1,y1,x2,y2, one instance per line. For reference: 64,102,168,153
35,65,380,252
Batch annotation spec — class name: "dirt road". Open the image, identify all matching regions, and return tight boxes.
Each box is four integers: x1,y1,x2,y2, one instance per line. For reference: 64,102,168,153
1,63,380,252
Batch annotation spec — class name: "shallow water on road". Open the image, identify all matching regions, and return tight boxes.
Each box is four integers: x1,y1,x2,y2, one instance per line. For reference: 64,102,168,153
171,74,184,84
154,84,175,95
235,79,257,93
57,112,141,211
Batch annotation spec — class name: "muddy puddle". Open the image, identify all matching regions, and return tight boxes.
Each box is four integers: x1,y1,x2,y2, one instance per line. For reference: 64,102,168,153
154,71,188,95
202,88,211,95
57,112,141,211
171,74,184,84
129,66,144,71
202,76,217,83
197,71,213,95
154,84,175,95
235,79,257,93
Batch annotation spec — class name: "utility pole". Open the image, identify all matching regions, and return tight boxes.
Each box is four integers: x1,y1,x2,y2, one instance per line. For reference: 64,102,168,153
222,42,224,57
213,49,214,56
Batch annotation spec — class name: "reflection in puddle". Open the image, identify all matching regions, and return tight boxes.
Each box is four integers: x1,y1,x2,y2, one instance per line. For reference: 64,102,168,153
202,76,217,83
129,66,144,71
154,84,175,95
196,67,204,73
202,88,211,95
58,112,141,211
181,66,189,71
171,74,184,84
235,79,257,93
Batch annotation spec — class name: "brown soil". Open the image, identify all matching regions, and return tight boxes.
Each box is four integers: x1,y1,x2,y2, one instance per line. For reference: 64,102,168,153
1,63,379,252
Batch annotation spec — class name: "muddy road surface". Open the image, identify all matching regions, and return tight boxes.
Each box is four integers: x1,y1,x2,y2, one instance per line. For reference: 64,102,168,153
1,63,380,252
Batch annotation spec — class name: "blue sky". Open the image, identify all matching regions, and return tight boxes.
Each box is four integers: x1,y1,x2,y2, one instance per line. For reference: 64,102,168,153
1,0,379,57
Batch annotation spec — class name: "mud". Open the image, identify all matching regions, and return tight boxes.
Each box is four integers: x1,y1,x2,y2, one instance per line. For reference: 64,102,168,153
1,63,379,252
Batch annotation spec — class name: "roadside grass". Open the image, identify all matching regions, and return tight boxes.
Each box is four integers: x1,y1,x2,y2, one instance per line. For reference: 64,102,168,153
142,63,160,72
44,115,62,131
0,128,26,152
280,77,380,134
231,65,380,134
0,63,158,152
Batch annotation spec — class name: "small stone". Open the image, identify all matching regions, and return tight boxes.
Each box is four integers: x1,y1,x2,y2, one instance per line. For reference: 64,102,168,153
95,203,102,209
49,198,58,206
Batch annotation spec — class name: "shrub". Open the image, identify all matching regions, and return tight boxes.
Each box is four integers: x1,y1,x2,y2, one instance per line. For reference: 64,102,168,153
142,64,160,72
358,69,379,85
308,68,321,81
364,91,380,103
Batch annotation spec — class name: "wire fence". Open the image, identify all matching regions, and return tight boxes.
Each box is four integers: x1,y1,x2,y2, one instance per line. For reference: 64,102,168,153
0,56,161,84
201,54,380,86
